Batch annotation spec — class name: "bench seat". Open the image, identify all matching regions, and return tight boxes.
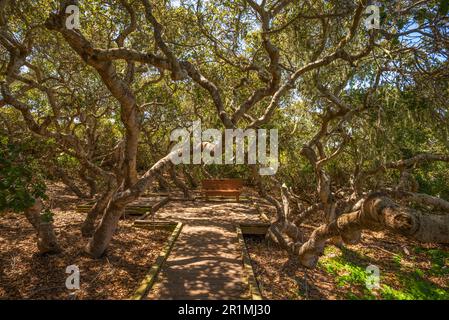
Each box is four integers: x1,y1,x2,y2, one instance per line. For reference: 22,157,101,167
202,179,243,201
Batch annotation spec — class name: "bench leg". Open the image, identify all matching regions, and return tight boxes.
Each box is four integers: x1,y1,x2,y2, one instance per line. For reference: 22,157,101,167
236,195,239,202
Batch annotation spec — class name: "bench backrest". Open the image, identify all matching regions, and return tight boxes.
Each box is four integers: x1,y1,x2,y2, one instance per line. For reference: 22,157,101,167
202,179,243,191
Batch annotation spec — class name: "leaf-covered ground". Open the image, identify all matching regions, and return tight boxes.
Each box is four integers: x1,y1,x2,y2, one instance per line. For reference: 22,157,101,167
0,184,170,300
245,230,449,300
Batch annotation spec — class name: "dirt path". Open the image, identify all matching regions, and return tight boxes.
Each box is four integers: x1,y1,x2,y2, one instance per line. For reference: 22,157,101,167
146,200,263,300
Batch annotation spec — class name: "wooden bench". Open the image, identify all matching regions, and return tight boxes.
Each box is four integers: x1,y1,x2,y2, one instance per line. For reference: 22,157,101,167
202,179,243,202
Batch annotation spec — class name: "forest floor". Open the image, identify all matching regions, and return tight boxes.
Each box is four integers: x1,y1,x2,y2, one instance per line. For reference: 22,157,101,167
1,182,448,300
0,183,170,300
245,229,449,300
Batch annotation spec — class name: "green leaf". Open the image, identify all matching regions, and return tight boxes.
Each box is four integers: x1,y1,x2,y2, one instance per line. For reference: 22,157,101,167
439,0,449,16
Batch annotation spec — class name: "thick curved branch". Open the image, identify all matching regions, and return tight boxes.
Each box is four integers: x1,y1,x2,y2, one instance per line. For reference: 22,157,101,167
297,193,449,268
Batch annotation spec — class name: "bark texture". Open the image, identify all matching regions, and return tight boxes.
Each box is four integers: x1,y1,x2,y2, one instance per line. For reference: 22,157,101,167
24,198,61,254
81,184,116,237
296,193,449,268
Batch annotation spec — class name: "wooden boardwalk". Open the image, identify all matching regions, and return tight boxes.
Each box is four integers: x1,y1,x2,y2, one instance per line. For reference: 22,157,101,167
145,199,263,300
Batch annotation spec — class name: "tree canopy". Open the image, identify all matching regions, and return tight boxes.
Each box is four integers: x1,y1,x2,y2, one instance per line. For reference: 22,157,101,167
0,0,448,265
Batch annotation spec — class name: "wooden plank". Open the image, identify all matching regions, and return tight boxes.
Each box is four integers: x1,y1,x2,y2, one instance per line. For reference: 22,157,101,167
236,226,263,300
129,222,183,300
134,220,179,225
76,200,162,218
133,223,177,231
131,199,266,299
240,225,269,235
76,206,151,211
201,179,243,201
239,223,271,227
144,192,170,197
202,179,243,190
239,223,270,236
203,190,241,195
139,197,170,220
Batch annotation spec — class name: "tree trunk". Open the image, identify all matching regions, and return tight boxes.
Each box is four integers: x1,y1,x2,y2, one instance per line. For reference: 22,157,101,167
397,168,419,192
53,167,88,199
81,185,116,237
123,123,139,189
169,165,193,199
296,192,449,268
85,202,125,258
155,172,171,192
201,166,214,179
24,198,61,254
84,142,212,258
183,166,199,188
79,167,97,198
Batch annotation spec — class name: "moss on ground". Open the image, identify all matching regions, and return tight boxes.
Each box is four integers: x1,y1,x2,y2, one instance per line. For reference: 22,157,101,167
318,245,449,300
